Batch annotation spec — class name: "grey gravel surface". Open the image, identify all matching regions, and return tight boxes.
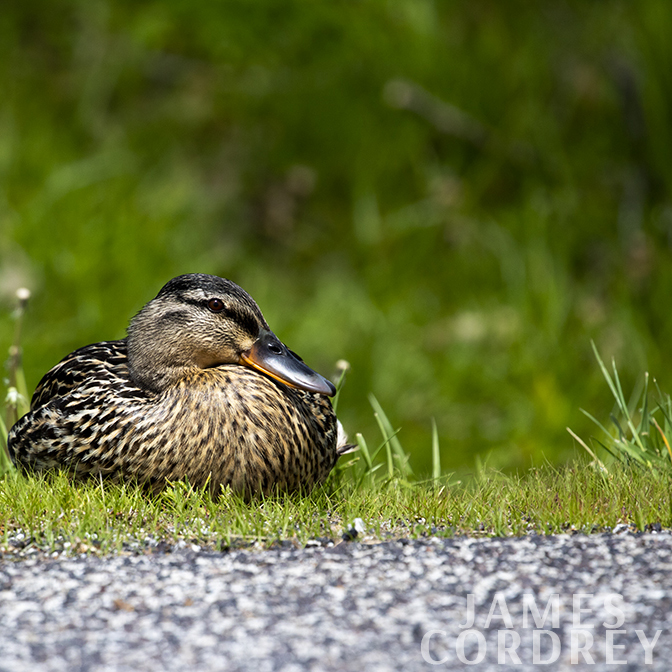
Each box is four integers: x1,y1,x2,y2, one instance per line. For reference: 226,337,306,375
1,533,671,671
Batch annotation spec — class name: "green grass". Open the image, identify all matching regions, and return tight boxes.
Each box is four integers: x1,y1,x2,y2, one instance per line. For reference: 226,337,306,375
569,342,672,474
1,462,670,558
3,294,672,558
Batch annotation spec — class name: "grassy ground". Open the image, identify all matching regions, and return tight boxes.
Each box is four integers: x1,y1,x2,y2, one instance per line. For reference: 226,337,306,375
3,293,672,558
1,461,670,559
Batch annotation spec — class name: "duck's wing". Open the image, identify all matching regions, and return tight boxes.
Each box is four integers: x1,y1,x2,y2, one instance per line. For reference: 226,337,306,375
30,340,130,409
9,338,148,475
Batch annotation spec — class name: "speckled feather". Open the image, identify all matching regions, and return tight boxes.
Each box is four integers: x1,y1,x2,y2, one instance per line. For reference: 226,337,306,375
8,275,343,497
9,340,338,496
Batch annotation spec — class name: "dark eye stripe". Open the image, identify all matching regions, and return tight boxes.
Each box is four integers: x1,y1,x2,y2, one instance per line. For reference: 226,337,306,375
228,308,260,337
179,296,259,337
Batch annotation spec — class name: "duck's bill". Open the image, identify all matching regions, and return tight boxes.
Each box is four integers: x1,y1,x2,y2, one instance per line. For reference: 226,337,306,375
240,329,336,397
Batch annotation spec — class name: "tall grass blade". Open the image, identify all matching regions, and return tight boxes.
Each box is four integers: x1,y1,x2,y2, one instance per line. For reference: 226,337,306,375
331,361,350,414
373,412,395,479
431,418,441,480
591,341,620,404
369,394,413,477
0,415,11,477
579,408,612,437
608,357,646,454
651,418,672,465
355,433,373,471
583,343,671,471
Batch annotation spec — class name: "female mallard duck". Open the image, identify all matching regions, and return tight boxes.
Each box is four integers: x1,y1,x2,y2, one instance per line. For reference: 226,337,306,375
8,274,350,496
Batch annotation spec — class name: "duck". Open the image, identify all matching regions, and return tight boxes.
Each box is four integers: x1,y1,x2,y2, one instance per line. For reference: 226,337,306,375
8,273,351,497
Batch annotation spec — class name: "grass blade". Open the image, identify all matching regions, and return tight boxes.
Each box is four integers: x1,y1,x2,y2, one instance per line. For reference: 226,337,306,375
373,412,395,479
431,418,441,480
355,433,373,471
331,360,350,414
651,418,672,465
369,394,413,477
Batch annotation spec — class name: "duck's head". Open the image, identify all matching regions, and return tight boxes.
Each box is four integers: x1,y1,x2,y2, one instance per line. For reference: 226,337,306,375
126,273,336,397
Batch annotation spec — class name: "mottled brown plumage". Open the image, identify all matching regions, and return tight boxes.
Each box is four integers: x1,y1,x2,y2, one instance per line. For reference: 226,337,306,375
8,274,349,496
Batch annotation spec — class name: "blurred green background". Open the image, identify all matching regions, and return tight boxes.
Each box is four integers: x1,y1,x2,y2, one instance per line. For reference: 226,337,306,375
2,0,672,475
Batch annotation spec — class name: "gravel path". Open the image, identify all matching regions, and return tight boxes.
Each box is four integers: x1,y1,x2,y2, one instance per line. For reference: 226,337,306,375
1,532,671,671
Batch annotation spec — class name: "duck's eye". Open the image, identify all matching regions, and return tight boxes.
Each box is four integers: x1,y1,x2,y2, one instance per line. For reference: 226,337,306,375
207,298,225,313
